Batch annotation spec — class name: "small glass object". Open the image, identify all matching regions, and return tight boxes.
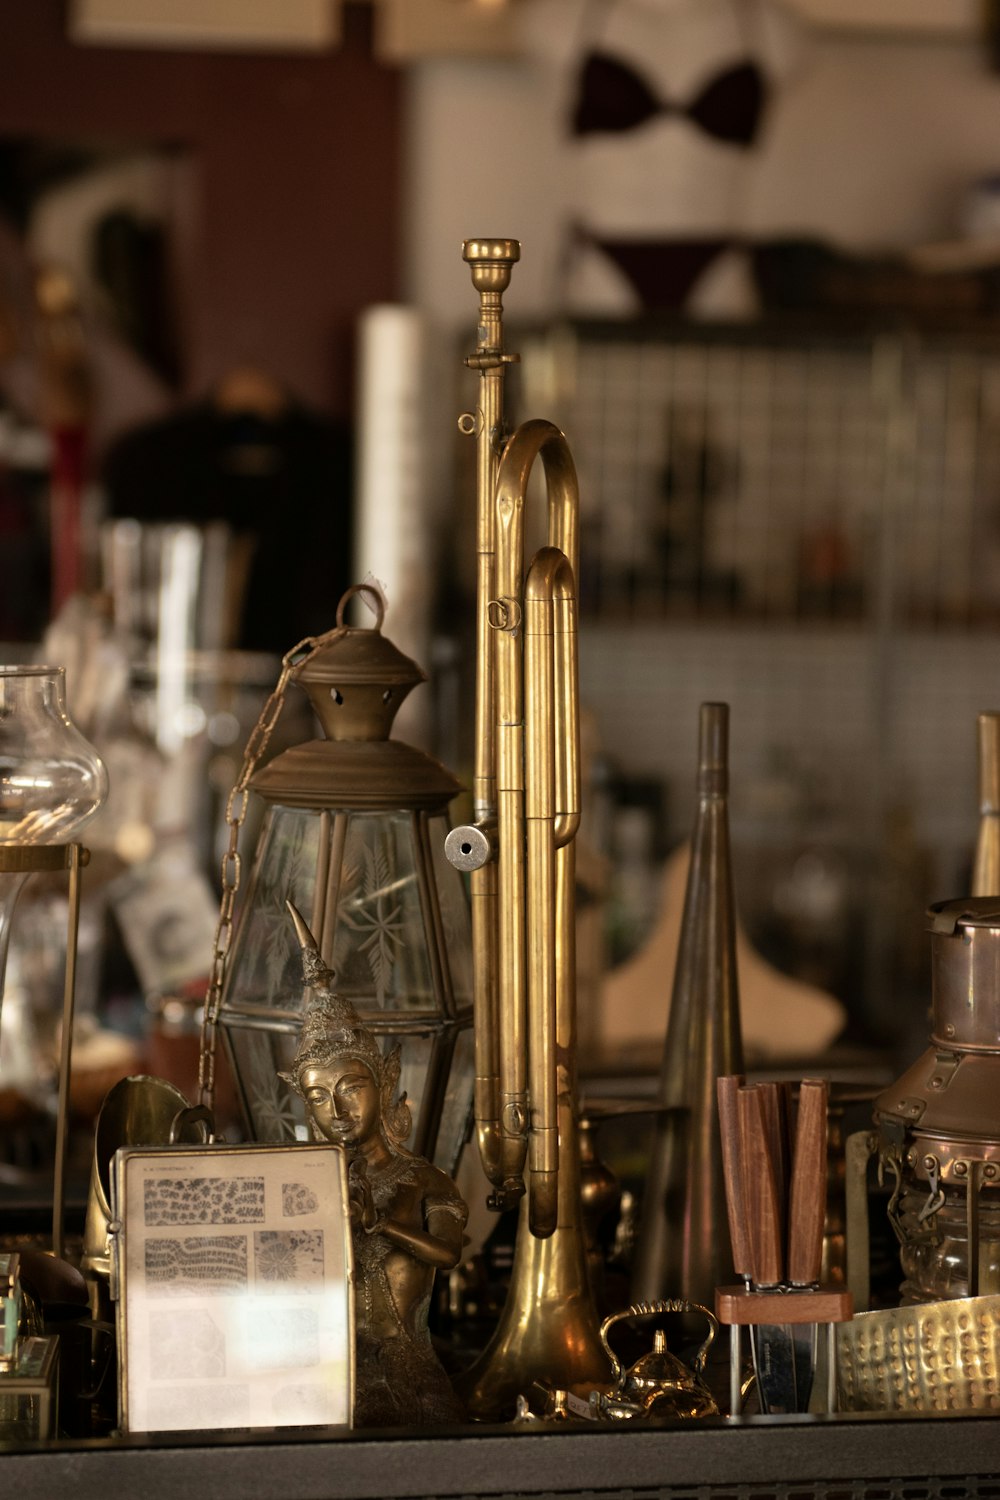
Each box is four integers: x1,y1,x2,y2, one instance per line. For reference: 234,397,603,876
0,1253,23,1371
0,664,108,1257
0,664,107,1023
0,1335,59,1440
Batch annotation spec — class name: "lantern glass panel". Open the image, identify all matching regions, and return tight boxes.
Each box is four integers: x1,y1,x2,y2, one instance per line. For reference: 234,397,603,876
221,807,443,1017
330,810,435,1013
226,1025,303,1142
223,803,320,1013
225,1014,440,1159
220,803,474,1165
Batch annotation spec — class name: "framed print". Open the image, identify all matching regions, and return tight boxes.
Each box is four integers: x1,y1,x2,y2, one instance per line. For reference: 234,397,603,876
110,1142,354,1433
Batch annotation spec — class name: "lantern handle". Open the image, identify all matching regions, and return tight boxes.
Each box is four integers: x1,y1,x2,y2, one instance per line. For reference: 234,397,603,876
336,582,385,632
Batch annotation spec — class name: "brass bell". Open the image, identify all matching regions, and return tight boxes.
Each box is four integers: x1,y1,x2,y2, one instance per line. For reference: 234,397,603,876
590,1299,719,1422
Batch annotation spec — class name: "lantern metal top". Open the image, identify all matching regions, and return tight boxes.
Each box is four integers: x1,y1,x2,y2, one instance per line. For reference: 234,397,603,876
294,584,426,744
250,738,461,811
250,584,462,811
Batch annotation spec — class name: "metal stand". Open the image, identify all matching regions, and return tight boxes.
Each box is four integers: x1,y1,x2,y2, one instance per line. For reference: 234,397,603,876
0,842,89,1260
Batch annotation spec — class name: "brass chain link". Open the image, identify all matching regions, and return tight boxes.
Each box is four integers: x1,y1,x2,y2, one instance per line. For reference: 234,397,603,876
198,628,328,1110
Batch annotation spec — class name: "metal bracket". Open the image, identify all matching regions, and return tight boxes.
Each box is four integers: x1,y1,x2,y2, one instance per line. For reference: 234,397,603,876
916,1156,945,1223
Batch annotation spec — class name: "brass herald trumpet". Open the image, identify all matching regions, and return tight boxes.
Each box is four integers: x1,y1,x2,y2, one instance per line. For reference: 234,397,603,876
445,239,608,1416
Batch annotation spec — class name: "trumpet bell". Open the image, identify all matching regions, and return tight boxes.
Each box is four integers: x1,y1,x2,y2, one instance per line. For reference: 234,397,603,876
463,1096,611,1420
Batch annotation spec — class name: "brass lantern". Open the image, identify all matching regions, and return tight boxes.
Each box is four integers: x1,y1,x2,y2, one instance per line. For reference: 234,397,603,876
215,587,474,1171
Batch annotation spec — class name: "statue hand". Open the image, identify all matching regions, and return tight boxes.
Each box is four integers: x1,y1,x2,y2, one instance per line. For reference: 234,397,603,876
349,1158,380,1232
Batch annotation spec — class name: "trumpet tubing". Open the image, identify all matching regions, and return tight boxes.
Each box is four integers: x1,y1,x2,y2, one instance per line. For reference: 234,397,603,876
445,238,608,1415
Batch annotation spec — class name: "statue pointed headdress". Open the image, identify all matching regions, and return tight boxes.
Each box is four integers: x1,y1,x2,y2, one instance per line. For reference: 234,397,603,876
280,902,412,1144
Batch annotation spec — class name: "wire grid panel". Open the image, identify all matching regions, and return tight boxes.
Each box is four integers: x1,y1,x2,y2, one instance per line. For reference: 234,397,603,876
521,324,1000,629
901,348,1000,627
522,321,1000,877
522,327,890,623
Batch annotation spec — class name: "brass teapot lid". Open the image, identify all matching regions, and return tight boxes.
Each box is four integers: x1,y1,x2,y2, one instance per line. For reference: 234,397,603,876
621,1328,700,1397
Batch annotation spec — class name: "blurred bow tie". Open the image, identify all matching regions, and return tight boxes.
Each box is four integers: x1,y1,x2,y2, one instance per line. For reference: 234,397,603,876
572,52,766,147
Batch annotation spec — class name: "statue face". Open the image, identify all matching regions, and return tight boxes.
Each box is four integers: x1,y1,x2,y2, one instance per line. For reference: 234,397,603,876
300,1058,381,1149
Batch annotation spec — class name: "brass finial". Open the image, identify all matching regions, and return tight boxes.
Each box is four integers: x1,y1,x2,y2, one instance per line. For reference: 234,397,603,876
462,238,520,296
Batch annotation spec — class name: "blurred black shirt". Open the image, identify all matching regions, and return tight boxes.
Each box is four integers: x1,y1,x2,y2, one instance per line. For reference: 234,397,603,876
102,396,353,653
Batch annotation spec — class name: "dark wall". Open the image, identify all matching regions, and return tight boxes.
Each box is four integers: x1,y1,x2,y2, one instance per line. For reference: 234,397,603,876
0,0,402,418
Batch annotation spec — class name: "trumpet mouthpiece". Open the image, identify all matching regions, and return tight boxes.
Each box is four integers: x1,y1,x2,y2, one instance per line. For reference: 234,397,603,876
463,238,521,294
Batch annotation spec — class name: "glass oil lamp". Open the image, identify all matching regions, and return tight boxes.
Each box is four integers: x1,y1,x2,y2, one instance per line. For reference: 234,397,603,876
0,666,108,1009
215,588,474,1172
0,664,108,1256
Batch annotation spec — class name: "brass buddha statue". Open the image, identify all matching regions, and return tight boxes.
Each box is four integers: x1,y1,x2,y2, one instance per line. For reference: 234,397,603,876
281,904,467,1427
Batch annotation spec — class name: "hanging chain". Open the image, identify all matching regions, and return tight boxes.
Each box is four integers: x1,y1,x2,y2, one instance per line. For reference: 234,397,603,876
198,629,326,1110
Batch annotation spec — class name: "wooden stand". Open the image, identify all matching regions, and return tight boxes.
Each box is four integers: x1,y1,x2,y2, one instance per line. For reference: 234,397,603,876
715,1284,854,1417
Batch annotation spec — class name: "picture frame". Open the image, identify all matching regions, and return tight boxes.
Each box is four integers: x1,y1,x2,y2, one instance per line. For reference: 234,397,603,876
110,1141,354,1434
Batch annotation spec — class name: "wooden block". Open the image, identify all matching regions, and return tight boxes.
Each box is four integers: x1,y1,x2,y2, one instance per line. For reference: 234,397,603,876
787,1078,828,1287
738,1085,784,1286
717,1074,752,1280
715,1284,854,1326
